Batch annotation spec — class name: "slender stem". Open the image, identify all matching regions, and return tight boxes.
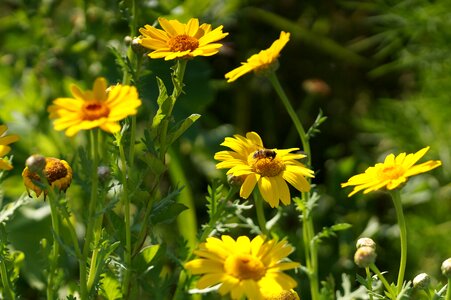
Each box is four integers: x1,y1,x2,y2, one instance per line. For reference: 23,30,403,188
268,72,311,166
365,267,374,300
159,59,188,160
270,72,318,300
446,280,451,300
390,190,407,294
0,258,15,300
370,263,396,299
47,193,60,300
118,135,132,298
80,129,100,299
254,191,269,236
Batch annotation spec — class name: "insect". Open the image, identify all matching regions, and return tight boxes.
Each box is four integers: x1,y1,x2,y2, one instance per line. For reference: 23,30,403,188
253,149,277,160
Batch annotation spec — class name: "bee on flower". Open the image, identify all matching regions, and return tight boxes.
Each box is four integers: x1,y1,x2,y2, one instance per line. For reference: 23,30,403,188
214,132,314,208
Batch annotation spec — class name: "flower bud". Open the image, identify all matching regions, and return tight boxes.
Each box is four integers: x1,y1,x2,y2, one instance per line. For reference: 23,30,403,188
354,246,377,268
227,174,245,187
441,258,451,278
356,237,376,250
302,79,330,96
97,165,111,183
131,37,147,55
25,154,46,173
413,273,430,290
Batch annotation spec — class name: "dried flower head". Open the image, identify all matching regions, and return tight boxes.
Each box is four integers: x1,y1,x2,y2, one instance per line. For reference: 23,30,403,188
22,157,73,198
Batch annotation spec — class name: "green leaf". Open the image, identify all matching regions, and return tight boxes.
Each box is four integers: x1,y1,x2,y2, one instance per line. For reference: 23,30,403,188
0,194,29,224
150,188,188,225
151,77,171,131
313,223,352,245
99,273,122,300
167,113,201,145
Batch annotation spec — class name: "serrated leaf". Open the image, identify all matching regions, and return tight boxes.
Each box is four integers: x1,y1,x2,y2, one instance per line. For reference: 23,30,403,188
0,194,29,224
167,113,201,145
99,273,122,300
151,77,171,131
151,202,188,225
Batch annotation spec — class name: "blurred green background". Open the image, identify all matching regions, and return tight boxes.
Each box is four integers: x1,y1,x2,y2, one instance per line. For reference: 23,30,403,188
1,0,450,298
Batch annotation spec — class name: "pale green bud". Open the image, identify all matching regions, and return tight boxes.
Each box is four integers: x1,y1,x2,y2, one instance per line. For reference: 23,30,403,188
413,273,430,290
356,237,376,250
441,258,451,278
354,246,377,268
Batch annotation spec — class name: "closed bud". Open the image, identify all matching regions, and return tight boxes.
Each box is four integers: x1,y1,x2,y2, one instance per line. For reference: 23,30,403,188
131,37,147,55
25,154,46,173
413,273,430,290
356,237,376,250
354,246,377,268
441,258,451,278
227,174,245,187
97,165,111,182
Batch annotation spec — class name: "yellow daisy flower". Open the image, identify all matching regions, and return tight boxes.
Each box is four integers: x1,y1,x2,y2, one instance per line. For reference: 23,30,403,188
185,235,300,300
225,31,290,83
263,289,300,300
214,132,314,208
48,77,142,137
22,156,73,198
138,17,229,60
0,124,20,170
342,146,442,197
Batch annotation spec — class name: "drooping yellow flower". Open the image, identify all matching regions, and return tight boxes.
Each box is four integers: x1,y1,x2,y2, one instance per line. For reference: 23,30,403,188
138,17,228,60
22,156,72,198
0,124,19,170
185,235,300,300
342,146,442,197
225,31,290,83
214,132,314,208
48,77,142,137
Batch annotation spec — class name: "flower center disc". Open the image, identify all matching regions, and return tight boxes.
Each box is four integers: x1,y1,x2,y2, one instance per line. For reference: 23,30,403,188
44,158,68,184
379,165,404,180
168,34,199,52
82,101,110,120
250,152,285,177
224,254,266,280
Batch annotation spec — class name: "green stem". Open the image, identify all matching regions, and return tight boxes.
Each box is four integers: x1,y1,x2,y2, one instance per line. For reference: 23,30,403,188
80,129,100,299
446,280,451,300
365,267,374,300
269,72,318,300
390,190,407,294
47,193,60,300
118,135,132,298
159,59,188,161
254,191,269,236
370,263,396,299
0,258,15,300
268,72,311,165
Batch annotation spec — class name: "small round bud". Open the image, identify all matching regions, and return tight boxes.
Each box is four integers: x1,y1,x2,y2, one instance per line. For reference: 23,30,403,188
25,154,46,173
97,165,111,183
413,273,431,290
441,258,451,278
227,174,245,187
264,289,300,300
356,237,376,250
354,246,377,268
124,35,133,46
131,37,147,55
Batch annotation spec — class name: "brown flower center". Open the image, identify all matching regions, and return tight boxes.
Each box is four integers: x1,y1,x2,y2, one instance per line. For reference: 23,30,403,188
82,101,110,120
379,165,404,180
250,150,285,177
44,158,68,184
168,34,199,52
224,254,266,280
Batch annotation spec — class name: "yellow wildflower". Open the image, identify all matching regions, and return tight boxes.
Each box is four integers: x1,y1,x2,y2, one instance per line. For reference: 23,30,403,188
0,124,19,170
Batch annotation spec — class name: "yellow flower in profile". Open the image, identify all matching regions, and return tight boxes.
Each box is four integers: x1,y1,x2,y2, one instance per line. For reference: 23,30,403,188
185,235,300,300
0,124,19,170
138,17,228,60
48,77,142,137
342,146,442,197
214,132,314,208
225,31,290,83
22,156,73,198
